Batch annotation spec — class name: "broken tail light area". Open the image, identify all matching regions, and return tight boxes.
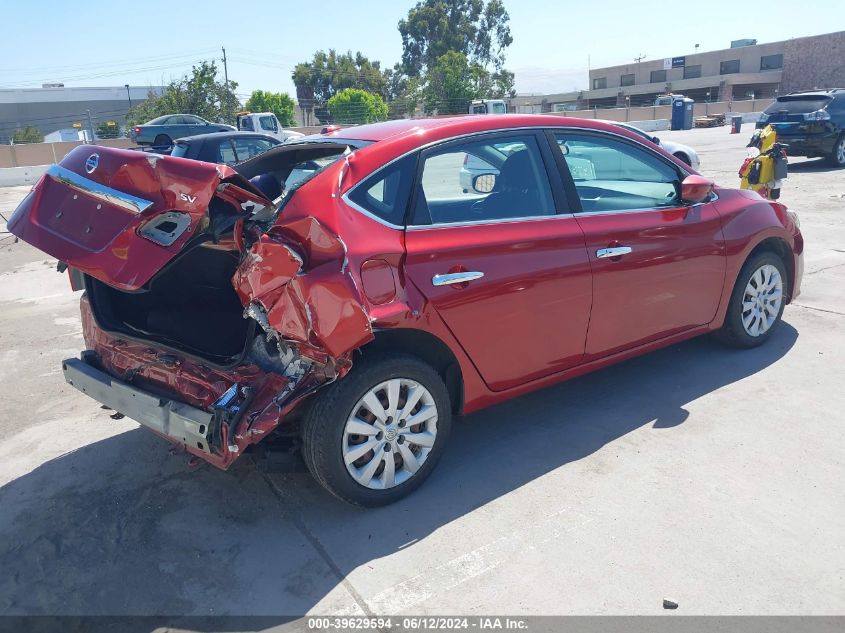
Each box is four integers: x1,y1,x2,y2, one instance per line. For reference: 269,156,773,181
75,295,326,469
69,214,376,469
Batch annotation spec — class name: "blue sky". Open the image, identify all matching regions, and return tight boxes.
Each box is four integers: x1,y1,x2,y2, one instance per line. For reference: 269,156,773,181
1,0,842,99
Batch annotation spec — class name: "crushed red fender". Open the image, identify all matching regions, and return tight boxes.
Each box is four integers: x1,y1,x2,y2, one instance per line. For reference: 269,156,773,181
233,218,374,363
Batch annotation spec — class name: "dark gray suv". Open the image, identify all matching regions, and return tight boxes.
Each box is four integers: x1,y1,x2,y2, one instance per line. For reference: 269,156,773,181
757,89,845,167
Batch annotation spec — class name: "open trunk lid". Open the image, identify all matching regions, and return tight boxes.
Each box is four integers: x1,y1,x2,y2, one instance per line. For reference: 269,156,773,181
8,145,269,290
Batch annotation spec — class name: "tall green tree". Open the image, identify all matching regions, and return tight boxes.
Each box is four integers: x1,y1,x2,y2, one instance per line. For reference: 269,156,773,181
419,51,514,115
244,90,296,127
422,51,484,114
398,0,513,77
126,61,239,127
292,50,388,123
327,89,389,124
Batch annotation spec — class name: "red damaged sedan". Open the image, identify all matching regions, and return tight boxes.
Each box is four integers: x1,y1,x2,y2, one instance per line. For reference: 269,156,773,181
9,115,803,506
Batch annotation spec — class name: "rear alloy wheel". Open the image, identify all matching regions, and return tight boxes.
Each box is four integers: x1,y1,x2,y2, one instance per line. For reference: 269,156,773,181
829,134,845,168
153,134,172,148
301,354,451,506
715,252,787,348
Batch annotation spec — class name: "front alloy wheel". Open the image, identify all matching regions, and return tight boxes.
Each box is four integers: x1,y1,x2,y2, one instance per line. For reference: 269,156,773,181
715,251,787,348
302,354,451,506
740,264,783,337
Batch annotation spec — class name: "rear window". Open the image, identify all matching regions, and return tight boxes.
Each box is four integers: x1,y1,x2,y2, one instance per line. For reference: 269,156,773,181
346,154,417,226
765,97,831,114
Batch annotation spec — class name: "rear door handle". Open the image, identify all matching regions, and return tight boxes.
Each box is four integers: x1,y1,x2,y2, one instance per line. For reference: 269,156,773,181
596,246,632,258
432,271,484,286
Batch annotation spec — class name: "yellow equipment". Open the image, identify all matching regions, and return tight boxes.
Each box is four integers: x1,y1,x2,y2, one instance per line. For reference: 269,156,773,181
739,124,788,200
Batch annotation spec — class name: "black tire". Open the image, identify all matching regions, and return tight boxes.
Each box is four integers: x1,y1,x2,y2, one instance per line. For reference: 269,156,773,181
153,134,172,148
674,152,691,166
827,133,845,168
713,251,788,348
301,353,452,507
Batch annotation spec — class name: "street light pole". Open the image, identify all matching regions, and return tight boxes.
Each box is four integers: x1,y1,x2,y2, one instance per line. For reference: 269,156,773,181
125,84,132,110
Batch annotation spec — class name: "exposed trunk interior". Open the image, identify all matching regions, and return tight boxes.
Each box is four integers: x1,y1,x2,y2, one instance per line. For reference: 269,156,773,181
86,243,252,365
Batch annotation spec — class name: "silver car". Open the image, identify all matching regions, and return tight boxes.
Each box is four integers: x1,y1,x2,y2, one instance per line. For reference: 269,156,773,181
612,122,700,170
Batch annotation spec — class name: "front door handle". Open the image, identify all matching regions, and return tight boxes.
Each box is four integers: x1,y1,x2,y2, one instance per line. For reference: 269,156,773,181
596,246,632,259
432,271,484,286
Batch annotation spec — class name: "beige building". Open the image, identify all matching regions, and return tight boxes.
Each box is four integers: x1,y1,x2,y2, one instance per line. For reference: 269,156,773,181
512,30,845,112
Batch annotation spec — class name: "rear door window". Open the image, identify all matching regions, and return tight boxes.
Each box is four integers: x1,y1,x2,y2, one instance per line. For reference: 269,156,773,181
411,134,555,226
233,137,276,161
218,140,237,164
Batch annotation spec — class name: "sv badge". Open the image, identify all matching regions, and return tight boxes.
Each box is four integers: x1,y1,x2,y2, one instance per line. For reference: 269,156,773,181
179,193,197,204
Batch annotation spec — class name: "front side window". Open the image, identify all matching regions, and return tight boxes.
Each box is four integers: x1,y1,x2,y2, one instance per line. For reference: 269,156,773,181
184,116,203,125
621,73,635,87
720,59,740,74
553,132,681,213
593,77,607,90
411,134,555,226
346,154,417,226
650,69,667,83
259,116,278,132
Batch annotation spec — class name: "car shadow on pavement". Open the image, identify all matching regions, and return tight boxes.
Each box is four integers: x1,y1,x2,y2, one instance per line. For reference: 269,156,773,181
787,158,840,173
0,323,798,623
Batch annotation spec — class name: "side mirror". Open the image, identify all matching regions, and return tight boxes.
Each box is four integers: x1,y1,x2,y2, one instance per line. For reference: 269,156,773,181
651,136,660,145
472,173,497,194
680,175,715,204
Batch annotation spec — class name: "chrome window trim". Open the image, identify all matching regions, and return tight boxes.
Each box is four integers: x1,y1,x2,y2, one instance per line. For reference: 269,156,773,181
340,123,692,230
342,193,405,230
45,164,154,214
406,213,576,231
571,192,720,218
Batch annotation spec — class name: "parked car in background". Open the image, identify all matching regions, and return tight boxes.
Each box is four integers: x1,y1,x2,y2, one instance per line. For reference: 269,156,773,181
9,115,802,506
170,132,280,165
654,94,687,106
237,112,305,143
757,89,845,167
130,114,235,147
612,122,701,169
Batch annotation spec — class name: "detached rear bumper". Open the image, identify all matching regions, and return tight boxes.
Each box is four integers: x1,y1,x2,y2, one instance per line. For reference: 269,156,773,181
63,357,215,454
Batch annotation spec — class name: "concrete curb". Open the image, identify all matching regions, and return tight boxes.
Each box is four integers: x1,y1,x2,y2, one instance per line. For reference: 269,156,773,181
0,164,48,187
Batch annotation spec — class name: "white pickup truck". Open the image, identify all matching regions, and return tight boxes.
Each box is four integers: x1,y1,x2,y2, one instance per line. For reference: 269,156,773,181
236,112,305,143
469,99,507,114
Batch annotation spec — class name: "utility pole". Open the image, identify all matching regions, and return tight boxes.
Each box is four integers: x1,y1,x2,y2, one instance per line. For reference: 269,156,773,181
221,46,230,122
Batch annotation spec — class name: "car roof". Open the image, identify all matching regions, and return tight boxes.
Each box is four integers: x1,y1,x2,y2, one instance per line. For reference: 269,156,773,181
320,114,635,144
317,115,674,176
783,89,844,98
174,131,279,143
